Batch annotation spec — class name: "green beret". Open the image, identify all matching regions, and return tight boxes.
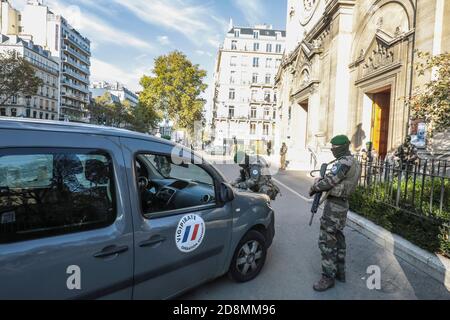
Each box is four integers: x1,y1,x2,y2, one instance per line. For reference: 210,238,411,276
330,135,350,145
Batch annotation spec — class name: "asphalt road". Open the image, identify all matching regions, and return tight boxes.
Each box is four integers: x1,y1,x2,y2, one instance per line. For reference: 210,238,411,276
181,162,450,300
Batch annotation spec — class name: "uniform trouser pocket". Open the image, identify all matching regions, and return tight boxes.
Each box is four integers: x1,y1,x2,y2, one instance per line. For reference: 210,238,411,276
319,198,348,277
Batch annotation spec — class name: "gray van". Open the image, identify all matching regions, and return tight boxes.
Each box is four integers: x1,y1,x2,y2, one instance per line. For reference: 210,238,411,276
0,119,275,299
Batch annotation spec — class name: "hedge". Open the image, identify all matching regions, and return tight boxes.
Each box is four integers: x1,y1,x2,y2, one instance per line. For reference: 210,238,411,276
349,186,450,258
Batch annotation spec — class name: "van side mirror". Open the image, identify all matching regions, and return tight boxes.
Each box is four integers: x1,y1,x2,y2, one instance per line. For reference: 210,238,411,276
219,182,235,203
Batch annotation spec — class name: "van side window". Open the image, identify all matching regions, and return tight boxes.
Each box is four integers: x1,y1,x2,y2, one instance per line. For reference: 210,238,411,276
136,153,216,217
0,149,116,244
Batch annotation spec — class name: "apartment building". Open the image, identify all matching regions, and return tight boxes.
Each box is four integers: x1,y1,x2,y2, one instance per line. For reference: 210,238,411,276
211,23,285,153
0,34,59,120
90,81,139,107
20,0,91,122
0,0,21,35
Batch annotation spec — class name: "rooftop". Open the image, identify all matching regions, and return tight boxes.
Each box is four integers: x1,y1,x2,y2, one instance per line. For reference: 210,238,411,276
0,34,54,60
228,27,286,37
0,118,166,144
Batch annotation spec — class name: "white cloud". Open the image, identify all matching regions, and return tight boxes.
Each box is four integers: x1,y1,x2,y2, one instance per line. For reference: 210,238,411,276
195,50,213,57
53,0,153,51
91,58,150,92
157,36,171,46
232,0,266,26
16,0,154,52
112,0,223,47
76,0,118,18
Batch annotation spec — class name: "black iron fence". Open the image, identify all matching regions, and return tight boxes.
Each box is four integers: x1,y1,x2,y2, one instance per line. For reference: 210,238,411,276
358,157,450,226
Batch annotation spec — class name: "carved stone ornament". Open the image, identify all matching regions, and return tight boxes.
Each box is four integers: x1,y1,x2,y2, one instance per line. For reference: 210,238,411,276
362,42,394,76
299,0,320,26
289,6,295,19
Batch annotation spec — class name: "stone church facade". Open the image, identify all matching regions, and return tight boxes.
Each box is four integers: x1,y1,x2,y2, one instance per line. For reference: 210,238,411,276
276,0,449,168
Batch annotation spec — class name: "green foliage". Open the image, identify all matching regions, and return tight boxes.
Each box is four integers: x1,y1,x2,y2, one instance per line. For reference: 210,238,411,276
408,51,450,136
139,51,207,133
350,186,450,258
0,50,43,106
366,175,449,221
88,92,131,127
128,102,161,133
161,135,171,140
88,92,161,133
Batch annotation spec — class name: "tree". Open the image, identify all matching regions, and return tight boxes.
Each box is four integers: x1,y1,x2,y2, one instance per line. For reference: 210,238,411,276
408,51,450,137
89,92,134,127
0,50,43,106
128,102,161,133
139,51,207,134
88,92,160,133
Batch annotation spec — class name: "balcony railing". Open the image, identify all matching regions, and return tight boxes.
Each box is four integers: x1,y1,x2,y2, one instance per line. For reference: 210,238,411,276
62,91,89,103
61,79,89,94
63,68,89,84
62,55,90,75
250,99,276,105
214,115,274,122
63,45,90,65
25,56,59,75
63,34,91,55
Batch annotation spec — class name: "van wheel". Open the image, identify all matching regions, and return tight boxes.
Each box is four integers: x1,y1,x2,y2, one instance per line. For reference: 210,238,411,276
228,230,267,282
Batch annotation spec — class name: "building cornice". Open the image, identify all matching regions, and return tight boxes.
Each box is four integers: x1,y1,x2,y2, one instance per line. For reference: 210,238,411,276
354,62,402,86
290,80,320,101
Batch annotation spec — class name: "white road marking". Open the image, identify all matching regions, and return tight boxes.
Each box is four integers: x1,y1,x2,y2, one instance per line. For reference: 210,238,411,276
273,178,313,203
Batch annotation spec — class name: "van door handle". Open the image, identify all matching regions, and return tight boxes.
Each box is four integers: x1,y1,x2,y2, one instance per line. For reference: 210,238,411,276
139,235,166,248
93,245,129,258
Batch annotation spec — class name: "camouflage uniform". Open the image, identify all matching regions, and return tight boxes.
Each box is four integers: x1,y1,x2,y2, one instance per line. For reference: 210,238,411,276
310,135,361,290
233,154,280,200
395,136,418,169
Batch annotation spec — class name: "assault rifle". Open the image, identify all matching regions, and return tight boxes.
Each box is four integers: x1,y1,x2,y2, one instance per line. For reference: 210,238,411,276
309,163,328,226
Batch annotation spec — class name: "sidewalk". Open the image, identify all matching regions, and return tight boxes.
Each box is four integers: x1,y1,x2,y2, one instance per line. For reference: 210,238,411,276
183,163,450,299
273,168,450,292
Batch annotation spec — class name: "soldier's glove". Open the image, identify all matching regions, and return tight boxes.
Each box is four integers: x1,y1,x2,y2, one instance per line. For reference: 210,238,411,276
309,186,318,197
234,183,247,189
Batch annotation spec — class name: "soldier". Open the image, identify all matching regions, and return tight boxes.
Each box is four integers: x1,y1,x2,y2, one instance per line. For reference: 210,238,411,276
232,152,280,200
154,155,172,177
280,142,288,170
394,135,418,170
308,135,361,291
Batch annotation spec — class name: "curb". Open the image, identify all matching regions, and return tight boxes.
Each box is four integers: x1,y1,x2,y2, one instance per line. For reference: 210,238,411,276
347,211,450,290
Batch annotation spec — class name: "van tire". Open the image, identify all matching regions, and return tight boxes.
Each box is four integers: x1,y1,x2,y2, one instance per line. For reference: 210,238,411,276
228,230,267,282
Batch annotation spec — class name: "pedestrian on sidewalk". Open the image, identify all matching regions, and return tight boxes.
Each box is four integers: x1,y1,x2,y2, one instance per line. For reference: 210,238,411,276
308,135,361,292
267,140,272,156
280,142,288,170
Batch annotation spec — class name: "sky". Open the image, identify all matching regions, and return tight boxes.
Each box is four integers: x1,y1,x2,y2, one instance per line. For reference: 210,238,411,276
11,0,287,99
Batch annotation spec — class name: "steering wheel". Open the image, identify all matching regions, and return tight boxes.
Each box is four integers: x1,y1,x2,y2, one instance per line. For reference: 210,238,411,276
155,187,177,207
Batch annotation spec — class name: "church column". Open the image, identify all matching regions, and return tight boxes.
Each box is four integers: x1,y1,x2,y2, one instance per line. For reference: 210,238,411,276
330,2,355,138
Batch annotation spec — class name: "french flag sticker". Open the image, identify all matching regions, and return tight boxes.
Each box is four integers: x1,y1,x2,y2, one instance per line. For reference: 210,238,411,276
176,214,205,253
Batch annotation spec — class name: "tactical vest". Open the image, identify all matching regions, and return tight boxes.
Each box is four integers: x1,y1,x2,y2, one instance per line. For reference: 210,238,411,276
329,155,361,198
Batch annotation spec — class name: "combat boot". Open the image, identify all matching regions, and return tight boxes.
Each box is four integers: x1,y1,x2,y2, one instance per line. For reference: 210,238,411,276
313,275,335,292
335,272,346,283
